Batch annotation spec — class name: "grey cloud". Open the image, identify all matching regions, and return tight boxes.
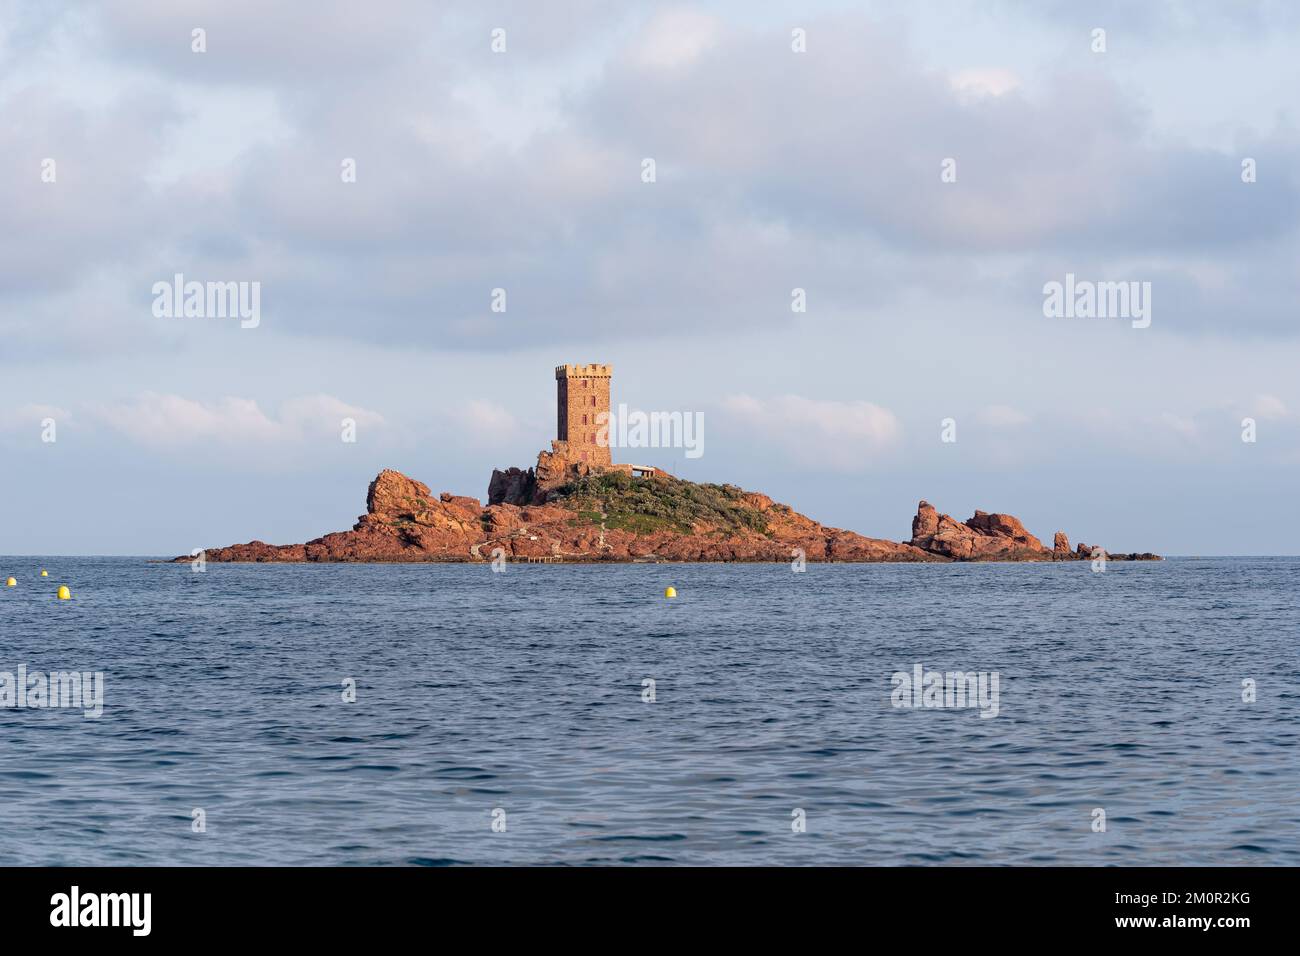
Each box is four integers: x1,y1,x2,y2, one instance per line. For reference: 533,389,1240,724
0,88,181,294
977,0,1300,39
577,21,1300,253
3,0,1299,362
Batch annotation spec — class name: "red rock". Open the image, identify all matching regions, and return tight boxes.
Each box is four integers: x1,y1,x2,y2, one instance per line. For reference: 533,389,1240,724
366,469,432,520
439,493,482,515
906,502,1146,563
1053,531,1072,560
965,510,1042,549
487,467,535,506
181,470,1159,564
534,440,593,499
912,500,940,539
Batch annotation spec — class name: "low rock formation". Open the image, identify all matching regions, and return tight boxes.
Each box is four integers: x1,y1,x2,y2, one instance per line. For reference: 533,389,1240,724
907,500,1159,563
181,463,1161,565
909,501,1048,561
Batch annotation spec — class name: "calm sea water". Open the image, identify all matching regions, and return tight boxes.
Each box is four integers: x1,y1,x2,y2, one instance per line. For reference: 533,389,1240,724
1,556,1296,866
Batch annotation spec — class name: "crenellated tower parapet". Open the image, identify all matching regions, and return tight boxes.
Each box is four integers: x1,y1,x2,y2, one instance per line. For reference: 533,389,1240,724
555,363,612,466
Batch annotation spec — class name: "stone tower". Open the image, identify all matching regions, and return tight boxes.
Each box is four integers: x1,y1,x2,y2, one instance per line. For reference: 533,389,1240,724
556,363,612,466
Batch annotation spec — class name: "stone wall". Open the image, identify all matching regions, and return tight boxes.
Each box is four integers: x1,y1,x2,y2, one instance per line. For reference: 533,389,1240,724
556,363,612,466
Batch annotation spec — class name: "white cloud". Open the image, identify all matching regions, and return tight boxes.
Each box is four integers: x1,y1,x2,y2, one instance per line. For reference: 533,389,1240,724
976,404,1031,427
89,392,384,447
722,393,901,471
630,9,721,70
1251,394,1288,420
0,403,70,432
1153,412,1199,440
278,394,387,435
456,399,522,441
950,67,1021,98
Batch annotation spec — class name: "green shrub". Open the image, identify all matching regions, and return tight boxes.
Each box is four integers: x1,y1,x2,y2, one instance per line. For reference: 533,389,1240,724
556,473,768,536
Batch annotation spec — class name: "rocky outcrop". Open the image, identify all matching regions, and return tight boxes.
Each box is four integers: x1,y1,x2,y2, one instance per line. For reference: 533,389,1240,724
908,501,1159,563
965,510,1041,547
366,468,433,517
1053,531,1071,560
489,441,601,506
534,440,595,497
1072,541,1161,562
181,470,1161,565
908,501,1046,561
487,466,536,506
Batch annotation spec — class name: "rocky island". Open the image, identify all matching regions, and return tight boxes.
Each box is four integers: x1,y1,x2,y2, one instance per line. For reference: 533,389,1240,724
178,364,1160,564
179,454,1159,565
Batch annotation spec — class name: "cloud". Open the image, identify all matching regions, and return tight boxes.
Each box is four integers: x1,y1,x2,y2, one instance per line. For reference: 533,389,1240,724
8,0,1299,366
82,392,527,461
0,87,181,297
0,403,70,433
949,67,1021,98
722,394,901,471
453,399,523,443
976,404,1031,427
89,392,384,447
993,0,1300,39
629,9,722,70
1153,412,1200,441
1250,394,1288,420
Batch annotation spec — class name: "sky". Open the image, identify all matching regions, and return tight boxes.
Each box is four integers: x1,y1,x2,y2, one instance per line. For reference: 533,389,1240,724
2,0,1299,556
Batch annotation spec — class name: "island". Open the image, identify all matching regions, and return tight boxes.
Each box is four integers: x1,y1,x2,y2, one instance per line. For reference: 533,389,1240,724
178,364,1159,564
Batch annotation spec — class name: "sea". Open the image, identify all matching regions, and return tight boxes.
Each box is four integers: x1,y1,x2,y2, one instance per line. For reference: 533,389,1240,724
1,556,1296,866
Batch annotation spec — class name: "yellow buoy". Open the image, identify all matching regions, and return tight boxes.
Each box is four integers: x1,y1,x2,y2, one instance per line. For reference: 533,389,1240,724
664,586,677,598
5,577,15,587
57,586,71,601
40,569,48,577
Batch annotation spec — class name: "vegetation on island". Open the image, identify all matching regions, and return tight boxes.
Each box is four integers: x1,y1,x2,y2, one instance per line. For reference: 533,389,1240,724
555,471,769,536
